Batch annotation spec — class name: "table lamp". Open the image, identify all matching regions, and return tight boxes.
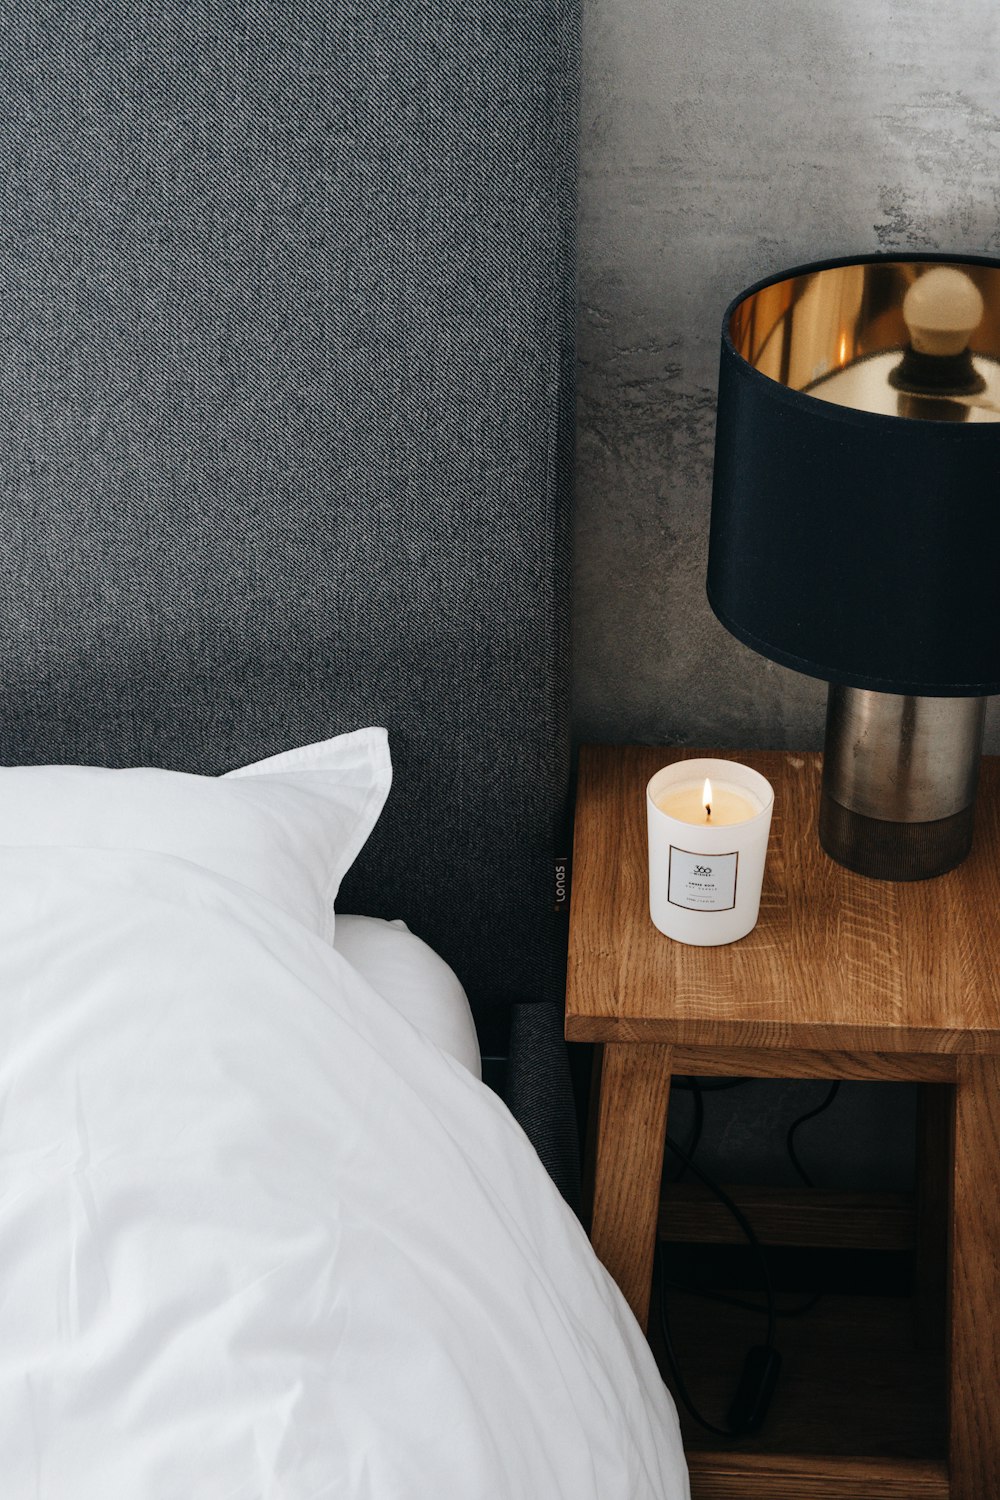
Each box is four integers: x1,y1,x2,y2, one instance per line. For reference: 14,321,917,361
707,254,1000,880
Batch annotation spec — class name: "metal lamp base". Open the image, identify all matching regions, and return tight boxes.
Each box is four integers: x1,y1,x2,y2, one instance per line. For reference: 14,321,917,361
819,795,976,881
819,686,986,881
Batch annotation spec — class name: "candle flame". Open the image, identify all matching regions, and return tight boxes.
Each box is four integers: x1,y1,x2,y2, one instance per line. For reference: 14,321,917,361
838,331,848,365
703,777,712,819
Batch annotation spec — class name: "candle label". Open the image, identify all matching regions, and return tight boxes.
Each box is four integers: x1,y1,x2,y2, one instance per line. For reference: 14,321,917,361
668,846,738,911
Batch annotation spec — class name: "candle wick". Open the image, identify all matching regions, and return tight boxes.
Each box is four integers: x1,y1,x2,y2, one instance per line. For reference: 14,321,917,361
706,805,712,819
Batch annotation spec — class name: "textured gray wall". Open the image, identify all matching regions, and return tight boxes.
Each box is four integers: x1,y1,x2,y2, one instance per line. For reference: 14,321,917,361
574,0,1000,1190
575,0,1000,751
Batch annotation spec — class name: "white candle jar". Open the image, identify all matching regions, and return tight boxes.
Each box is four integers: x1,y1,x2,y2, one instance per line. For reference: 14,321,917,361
647,758,775,946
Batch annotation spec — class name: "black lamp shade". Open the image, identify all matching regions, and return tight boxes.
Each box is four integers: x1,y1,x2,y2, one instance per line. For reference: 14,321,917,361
707,254,1000,697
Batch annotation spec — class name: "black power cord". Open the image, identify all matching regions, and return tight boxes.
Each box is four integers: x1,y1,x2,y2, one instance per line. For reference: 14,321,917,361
787,1080,841,1188
657,1132,780,1439
666,1078,750,1182
665,1078,705,1182
658,1078,845,1434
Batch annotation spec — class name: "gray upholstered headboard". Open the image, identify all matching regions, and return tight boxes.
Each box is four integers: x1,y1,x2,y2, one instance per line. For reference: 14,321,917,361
0,6,580,1185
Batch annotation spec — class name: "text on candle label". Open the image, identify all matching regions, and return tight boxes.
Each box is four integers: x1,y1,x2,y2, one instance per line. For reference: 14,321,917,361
667,846,739,911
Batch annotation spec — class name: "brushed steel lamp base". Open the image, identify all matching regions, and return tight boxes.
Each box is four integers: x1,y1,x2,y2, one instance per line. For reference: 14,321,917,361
819,685,986,881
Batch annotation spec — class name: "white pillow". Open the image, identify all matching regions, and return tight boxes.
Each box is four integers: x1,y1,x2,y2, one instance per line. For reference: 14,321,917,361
333,915,482,1077
0,727,391,942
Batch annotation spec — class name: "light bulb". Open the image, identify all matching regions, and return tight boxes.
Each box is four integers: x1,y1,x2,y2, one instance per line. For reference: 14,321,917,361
903,267,984,357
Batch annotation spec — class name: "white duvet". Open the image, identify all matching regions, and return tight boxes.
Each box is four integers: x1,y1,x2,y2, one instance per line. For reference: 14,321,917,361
0,847,688,1499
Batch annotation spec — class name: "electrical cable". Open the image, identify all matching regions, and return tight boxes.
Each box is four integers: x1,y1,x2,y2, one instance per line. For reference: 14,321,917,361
657,1242,735,1440
657,1131,779,1438
662,1132,776,1349
665,1078,705,1182
666,1076,753,1182
786,1080,841,1188
658,1077,845,1432
669,1082,844,1320
775,1080,843,1315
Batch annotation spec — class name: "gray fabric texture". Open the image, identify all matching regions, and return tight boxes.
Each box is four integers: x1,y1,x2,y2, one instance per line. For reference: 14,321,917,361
506,1001,582,1207
0,4,579,1056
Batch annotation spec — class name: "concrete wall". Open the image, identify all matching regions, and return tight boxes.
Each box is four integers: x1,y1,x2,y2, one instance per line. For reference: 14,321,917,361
575,0,1000,750
574,0,1000,1189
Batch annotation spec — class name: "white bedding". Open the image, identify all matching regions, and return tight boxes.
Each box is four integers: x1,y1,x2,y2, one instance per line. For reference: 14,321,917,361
0,846,688,1498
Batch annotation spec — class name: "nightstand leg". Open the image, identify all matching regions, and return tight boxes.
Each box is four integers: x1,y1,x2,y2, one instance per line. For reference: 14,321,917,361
949,1055,1000,1497
589,1041,672,1332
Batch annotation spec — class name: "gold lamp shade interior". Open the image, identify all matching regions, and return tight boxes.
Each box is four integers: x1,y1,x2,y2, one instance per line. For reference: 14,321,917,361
729,259,1000,422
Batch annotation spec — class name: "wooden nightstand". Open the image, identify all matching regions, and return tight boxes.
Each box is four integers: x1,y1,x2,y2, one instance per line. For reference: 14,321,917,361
566,745,1000,1500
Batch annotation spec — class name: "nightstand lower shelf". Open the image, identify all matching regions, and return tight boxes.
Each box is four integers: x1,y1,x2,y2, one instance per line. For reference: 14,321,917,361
652,1285,947,1498
683,1452,948,1500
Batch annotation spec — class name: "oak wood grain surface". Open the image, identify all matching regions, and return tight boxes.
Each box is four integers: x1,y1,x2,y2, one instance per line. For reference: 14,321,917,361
589,1041,672,1329
684,1451,949,1499
949,1054,1000,1494
658,1184,913,1251
669,1045,958,1081
567,746,1000,1053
